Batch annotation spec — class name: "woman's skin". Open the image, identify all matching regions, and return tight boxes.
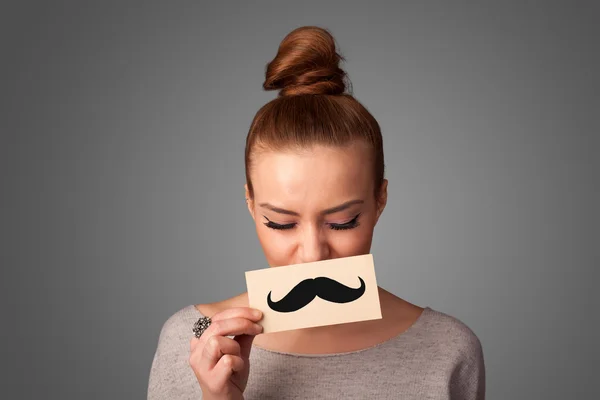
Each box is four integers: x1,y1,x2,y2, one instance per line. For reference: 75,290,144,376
196,142,424,354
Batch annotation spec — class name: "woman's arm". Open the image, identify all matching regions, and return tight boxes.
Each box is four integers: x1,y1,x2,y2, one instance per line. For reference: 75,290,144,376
147,310,204,399
449,333,486,400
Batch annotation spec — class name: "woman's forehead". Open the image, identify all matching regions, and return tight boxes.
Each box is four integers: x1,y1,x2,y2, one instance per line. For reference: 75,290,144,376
250,144,374,204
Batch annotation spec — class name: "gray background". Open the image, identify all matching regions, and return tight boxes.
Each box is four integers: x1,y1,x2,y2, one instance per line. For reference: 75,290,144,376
2,1,598,399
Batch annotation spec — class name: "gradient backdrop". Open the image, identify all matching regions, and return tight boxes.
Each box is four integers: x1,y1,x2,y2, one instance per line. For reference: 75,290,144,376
2,2,598,399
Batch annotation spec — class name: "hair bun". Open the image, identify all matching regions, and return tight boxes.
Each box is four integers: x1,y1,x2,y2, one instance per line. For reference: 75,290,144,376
263,26,348,96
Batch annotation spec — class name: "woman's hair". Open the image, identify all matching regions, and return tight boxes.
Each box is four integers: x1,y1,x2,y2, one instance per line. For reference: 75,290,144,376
244,26,384,199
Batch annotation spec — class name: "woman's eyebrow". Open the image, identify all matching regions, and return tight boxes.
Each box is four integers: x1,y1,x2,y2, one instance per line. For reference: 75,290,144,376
259,199,364,216
259,203,299,216
322,199,364,215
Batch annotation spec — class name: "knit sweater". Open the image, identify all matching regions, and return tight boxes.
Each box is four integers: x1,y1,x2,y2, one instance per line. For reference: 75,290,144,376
147,304,485,399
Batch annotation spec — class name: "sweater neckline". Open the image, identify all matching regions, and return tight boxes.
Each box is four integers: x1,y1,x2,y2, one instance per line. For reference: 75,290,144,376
189,305,431,358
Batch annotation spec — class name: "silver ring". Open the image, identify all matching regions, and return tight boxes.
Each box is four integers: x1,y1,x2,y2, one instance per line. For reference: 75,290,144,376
193,316,212,338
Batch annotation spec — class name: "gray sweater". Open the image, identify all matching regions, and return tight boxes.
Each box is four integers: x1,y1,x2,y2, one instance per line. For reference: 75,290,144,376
148,304,485,399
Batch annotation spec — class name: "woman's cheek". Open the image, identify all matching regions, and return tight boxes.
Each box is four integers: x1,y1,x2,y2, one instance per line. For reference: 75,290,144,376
330,230,371,256
257,226,293,266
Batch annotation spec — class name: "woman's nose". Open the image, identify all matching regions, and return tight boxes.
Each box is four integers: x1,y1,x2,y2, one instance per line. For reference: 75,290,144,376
298,225,330,263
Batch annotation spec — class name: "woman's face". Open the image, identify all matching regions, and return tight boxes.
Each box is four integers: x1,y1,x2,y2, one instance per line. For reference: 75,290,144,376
245,142,387,267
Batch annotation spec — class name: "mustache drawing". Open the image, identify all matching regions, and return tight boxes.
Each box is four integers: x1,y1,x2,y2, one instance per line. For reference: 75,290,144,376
267,276,366,313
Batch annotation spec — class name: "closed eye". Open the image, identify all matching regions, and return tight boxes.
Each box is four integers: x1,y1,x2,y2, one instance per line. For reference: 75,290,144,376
263,216,295,230
262,214,361,231
329,213,361,230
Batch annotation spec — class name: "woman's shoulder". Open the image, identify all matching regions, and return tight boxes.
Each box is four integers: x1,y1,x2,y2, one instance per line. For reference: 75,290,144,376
418,308,486,396
384,294,481,351
419,307,484,358
425,307,481,338
154,304,203,342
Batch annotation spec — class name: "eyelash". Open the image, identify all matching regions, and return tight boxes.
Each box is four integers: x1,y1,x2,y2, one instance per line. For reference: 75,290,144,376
263,213,361,231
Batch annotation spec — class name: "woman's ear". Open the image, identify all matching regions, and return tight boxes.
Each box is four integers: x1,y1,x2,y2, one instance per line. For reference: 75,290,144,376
244,184,255,221
375,179,388,223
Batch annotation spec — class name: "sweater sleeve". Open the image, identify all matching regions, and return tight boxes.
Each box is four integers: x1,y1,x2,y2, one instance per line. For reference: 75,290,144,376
449,331,486,400
147,308,204,399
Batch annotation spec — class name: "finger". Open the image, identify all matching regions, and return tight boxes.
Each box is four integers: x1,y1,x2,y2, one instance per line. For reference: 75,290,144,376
190,337,200,352
210,307,263,323
200,335,242,366
210,354,245,389
201,317,263,340
217,354,244,373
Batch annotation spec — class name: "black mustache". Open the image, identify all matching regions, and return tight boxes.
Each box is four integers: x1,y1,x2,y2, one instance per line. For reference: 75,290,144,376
267,276,366,313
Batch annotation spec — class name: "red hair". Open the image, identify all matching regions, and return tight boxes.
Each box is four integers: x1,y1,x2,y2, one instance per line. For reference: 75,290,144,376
245,26,384,198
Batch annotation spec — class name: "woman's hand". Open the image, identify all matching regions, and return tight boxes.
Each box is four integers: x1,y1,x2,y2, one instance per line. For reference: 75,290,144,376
189,307,264,400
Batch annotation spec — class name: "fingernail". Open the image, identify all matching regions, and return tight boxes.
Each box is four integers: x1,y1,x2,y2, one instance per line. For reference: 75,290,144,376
253,310,262,318
254,323,263,331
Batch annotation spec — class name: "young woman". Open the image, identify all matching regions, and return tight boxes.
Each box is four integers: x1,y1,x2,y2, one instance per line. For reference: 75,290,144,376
148,26,485,400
